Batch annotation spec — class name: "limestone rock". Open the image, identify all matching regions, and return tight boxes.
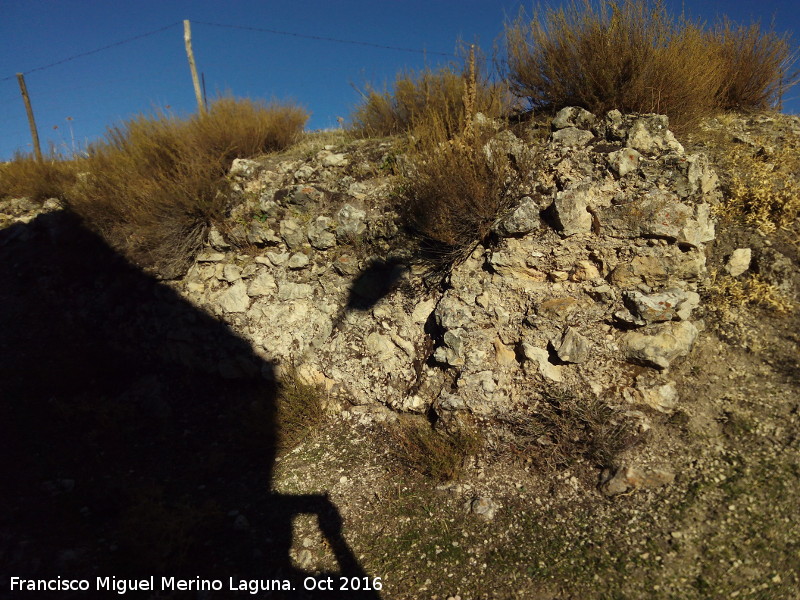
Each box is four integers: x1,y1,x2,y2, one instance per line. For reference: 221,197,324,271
552,106,597,130
496,197,540,236
623,321,698,369
551,127,594,147
553,186,593,236
218,280,250,313
726,248,752,277
553,327,590,364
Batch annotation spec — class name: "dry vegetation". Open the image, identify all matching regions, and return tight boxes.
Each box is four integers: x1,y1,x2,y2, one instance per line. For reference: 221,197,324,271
350,49,509,139
0,152,77,202
386,415,483,482
504,0,797,132
66,97,307,277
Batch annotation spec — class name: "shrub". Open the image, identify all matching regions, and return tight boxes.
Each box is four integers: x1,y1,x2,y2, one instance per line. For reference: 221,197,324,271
504,0,796,132
0,152,77,202
387,416,482,481
501,393,642,469
713,20,798,111
65,97,307,278
350,50,509,138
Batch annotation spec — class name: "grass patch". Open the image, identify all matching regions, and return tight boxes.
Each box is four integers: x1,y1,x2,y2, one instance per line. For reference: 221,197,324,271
501,392,642,469
0,152,77,202
386,415,482,481
504,0,797,133
65,96,307,278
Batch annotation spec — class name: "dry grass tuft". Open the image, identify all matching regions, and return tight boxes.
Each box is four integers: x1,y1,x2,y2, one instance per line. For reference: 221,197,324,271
350,51,509,139
65,97,307,278
502,393,642,469
504,0,796,133
0,152,77,202
387,416,483,482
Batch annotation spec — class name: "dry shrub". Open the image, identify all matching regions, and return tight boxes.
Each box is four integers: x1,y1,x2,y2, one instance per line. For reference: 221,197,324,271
350,53,509,138
403,115,533,273
66,97,307,278
504,0,795,133
706,272,794,315
713,20,798,111
274,369,327,451
387,416,482,481
708,132,800,233
0,152,77,202
501,393,642,469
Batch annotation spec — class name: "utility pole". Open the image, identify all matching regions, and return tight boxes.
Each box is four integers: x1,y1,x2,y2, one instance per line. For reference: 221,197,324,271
16,73,43,161
183,20,205,114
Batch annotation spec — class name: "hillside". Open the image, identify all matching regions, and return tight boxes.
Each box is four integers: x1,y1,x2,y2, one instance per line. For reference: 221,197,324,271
1,108,799,599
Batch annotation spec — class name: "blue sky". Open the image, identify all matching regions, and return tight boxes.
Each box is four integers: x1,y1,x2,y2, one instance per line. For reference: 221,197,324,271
1,0,798,161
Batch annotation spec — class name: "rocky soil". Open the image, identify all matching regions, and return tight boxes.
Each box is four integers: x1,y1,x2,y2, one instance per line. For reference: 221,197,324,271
1,109,798,599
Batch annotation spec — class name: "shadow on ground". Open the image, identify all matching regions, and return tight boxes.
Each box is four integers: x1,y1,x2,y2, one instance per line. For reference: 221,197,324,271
0,210,380,599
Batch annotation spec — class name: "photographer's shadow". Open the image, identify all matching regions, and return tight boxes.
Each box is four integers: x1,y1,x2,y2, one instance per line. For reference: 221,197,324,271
0,210,380,599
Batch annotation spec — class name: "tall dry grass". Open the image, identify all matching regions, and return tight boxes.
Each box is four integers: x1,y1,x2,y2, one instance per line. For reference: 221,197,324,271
66,97,307,278
504,0,797,132
350,52,509,138
0,152,77,202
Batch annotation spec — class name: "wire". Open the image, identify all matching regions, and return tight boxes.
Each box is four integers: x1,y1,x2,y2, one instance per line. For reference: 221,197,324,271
0,22,181,82
192,20,458,58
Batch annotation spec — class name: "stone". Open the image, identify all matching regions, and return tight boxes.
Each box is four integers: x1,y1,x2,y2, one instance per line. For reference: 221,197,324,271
247,271,276,297
287,252,310,269
197,251,225,262
570,260,601,281
320,152,348,167
221,263,241,283
229,158,260,178
638,381,679,413
623,289,700,323
468,496,498,521
552,106,597,130
278,282,313,301
553,187,593,236
623,321,698,369
208,226,230,250
726,248,752,277
307,216,336,250
434,328,466,367
521,343,563,381
601,465,675,496
551,127,594,147
626,115,684,155
279,218,306,249
553,327,590,363
496,197,540,236
607,148,641,177
336,204,367,240
218,280,250,313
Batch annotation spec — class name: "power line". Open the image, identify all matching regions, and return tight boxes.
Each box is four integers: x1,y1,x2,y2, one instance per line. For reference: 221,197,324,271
192,20,458,58
0,22,181,82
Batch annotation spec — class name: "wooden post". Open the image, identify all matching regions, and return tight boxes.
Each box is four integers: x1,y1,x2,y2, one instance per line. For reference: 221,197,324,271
183,20,205,114
16,73,43,161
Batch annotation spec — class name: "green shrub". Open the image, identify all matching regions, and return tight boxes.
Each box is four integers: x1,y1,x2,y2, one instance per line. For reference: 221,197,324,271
65,97,307,278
